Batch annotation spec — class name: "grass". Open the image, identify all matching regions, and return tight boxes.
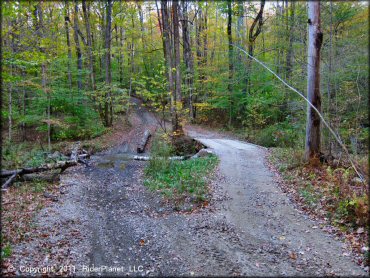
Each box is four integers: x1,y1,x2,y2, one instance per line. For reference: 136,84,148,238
144,134,219,207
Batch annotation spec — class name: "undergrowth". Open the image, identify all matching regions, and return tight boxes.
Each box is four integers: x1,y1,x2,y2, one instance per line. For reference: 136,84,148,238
269,147,369,265
144,134,218,209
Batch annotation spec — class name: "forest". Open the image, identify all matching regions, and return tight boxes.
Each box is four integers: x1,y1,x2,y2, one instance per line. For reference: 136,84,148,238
1,1,369,276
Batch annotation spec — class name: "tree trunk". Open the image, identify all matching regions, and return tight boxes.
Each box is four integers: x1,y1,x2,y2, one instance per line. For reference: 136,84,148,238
137,3,149,75
8,71,12,142
41,64,51,151
119,26,125,85
246,0,265,95
285,1,295,79
82,0,95,91
8,18,13,142
227,0,233,126
305,1,323,161
160,0,175,133
64,1,73,91
327,0,334,155
181,0,195,120
104,0,113,127
172,0,182,134
73,1,83,91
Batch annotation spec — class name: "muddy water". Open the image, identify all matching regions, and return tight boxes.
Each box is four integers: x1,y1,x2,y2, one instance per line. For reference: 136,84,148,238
93,153,133,170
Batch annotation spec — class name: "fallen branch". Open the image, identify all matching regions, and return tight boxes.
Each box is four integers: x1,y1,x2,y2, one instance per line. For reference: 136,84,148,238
2,173,17,190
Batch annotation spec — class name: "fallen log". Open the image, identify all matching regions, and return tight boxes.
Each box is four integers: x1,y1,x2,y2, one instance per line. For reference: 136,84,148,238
22,172,60,183
133,155,190,161
1,160,77,179
137,130,151,153
1,160,77,190
1,143,83,190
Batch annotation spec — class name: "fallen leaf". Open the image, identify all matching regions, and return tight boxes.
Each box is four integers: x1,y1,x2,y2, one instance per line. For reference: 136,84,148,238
139,239,145,246
356,227,364,234
289,251,297,260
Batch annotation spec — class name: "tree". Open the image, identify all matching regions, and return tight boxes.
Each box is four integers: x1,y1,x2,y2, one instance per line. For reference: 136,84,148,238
64,1,73,91
305,1,323,161
104,0,113,127
245,0,265,95
181,0,195,119
73,1,83,91
82,0,95,91
172,0,182,134
227,0,233,126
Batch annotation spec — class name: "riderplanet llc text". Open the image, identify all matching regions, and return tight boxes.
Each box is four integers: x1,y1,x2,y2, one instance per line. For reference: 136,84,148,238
81,264,144,273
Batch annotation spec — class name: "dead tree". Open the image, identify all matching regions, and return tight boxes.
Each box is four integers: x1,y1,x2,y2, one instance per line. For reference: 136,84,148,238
305,1,323,161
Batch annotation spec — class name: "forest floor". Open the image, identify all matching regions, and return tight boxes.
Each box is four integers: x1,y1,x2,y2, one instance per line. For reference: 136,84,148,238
1,99,367,276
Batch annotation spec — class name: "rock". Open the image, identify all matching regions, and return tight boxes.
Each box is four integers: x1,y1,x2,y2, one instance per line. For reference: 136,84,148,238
43,191,58,202
191,148,214,159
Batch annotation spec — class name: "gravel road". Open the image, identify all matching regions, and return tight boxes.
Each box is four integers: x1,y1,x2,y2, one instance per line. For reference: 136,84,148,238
8,101,366,276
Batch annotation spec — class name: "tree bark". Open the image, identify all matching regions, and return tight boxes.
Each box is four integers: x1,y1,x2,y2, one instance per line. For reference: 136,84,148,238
305,1,323,161
64,1,73,91
82,0,95,91
285,1,295,79
104,0,113,127
42,64,51,151
172,0,182,133
181,0,195,120
73,1,83,91
160,0,176,133
327,0,334,155
246,0,265,95
227,0,233,126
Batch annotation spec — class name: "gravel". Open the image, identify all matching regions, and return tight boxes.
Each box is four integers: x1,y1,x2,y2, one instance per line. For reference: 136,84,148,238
5,104,367,277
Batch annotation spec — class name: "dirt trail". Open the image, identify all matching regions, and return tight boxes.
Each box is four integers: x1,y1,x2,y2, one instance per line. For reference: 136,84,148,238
186,128,366,276
7,101,366,276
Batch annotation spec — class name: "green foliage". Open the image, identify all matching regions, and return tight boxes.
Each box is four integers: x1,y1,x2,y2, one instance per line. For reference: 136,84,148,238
1,243,12,258
298,183,319,207
244,120,304,148
145,155,218,203
144,135,218,203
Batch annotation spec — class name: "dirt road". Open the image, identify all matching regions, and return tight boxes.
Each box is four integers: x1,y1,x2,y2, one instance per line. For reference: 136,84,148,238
8,101,366,276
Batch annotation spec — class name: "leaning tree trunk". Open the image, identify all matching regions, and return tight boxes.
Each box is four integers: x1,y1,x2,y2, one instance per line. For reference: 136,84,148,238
305,1,323,161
